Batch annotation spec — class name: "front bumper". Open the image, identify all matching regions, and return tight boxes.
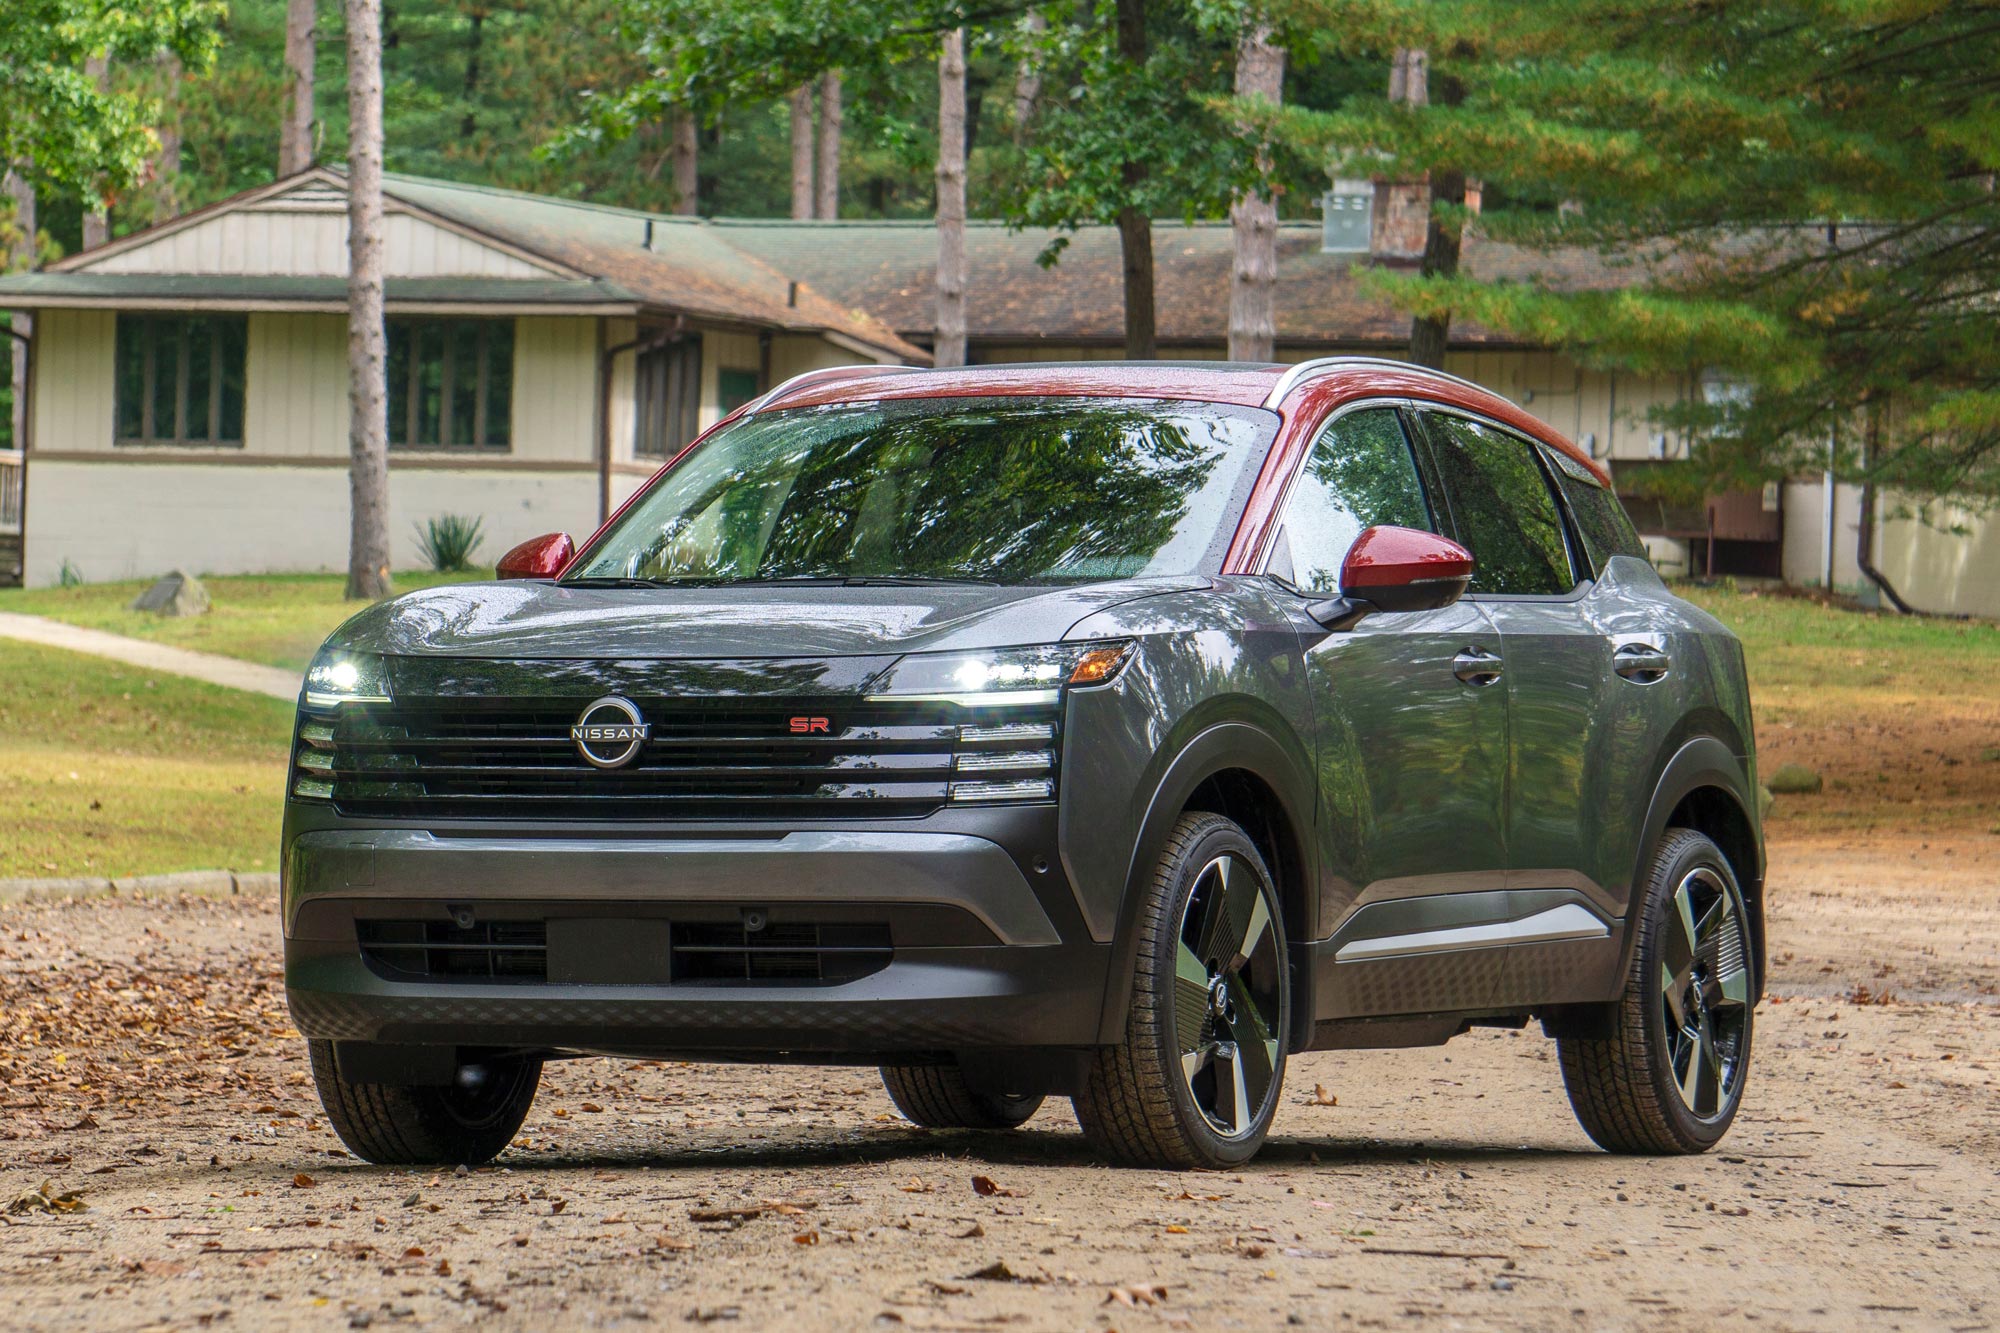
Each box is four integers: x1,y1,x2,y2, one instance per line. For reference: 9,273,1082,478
283,820,1113,1058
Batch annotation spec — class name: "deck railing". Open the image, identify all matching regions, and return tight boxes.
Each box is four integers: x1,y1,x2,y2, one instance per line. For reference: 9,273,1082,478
0,449,22,534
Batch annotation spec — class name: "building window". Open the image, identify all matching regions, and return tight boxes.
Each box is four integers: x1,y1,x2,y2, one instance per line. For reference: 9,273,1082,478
387,318,513,450
635,336,702,458
114,315,247,446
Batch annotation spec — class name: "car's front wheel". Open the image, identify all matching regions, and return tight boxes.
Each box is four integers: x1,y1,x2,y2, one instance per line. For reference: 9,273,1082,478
880,1063,1043,1129
307,1041,542,1166
1559,828,1756,1154
1072,812,1290,1169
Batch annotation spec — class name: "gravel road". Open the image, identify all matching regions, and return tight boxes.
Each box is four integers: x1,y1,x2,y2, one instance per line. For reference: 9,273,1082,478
3,833,1994,1332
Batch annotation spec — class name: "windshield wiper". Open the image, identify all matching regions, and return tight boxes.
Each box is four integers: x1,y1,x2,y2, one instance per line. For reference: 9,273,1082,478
837,575,999,587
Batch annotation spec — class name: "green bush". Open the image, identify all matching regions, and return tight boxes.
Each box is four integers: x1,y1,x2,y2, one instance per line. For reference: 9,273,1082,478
415,514,486,572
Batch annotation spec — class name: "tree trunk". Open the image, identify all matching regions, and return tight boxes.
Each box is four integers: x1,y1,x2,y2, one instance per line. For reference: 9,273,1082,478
344,0,392,600
460,8,486,141
81,55,111,249
280,0,317,174
1407,166,1464,369
153,54,183,220
1406,65,1465,370
4,169,32,452
1228,23,1284,363
670,109,698,215
1012,10,1046,141
1114,0,1155,359
934,30,969,368
788,85,815,220
815,71,842,219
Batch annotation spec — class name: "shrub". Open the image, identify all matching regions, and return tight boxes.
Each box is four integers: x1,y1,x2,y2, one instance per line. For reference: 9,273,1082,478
415,514,485,572
57,558,83,588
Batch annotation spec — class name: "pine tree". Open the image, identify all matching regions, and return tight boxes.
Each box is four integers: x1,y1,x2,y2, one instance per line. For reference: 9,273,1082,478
1280,0,2000,498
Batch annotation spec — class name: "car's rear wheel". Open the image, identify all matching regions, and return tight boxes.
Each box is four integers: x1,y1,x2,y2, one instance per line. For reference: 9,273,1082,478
880,1063,1044,1129
1072,812,1290,1169
307,1040,542,1166
1559,828,1755,1154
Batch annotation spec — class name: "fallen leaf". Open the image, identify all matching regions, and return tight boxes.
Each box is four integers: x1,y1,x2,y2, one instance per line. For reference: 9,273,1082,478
292,1173,316,1189
1105,1283,1169,1308
1165,1224,1188,1234
793,1230,820,1246
7,1181,87,1215
970,1175,1020,1198
963,1260,1042,1284
1311,1084,1339,1106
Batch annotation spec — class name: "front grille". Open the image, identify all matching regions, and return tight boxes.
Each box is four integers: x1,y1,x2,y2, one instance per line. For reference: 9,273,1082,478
358,919,549,982
354,917,893,987
292,696,1060,822
670,922,893,985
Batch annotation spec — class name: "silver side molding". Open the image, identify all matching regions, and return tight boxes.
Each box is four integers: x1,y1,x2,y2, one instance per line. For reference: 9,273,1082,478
1333,903,1609,964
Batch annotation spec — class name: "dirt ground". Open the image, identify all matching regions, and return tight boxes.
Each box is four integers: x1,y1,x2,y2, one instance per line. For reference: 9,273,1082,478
2,831,1995,1333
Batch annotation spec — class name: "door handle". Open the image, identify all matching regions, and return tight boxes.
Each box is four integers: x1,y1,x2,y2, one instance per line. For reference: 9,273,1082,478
1452,647,1504,687
1613,643,1671,683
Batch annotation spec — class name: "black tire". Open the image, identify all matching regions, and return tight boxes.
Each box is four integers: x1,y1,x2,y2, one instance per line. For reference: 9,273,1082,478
880,1063,1044,1129
1072,812,1290,1169
307,1040,543,1166
1559,828,1756,1154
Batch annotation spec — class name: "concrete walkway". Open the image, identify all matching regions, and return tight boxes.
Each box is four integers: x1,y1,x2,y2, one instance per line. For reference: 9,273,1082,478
0,611,302,701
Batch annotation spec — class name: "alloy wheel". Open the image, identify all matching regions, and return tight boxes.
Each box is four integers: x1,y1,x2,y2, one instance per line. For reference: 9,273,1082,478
1172,854,1284,1137
1659,866,1752,1119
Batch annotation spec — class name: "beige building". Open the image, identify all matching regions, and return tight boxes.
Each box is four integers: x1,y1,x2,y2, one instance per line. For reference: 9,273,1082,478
0,170,920,588
1,169,1993,617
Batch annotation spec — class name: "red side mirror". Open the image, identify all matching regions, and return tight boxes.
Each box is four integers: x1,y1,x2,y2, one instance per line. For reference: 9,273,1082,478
495,532,575,580
1340,525,1475,609
1308,525,1475,629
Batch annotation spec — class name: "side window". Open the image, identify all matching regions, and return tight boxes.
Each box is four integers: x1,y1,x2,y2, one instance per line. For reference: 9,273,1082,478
1420,412,1575,596
1271,407,1433,594
1544,447,1647,575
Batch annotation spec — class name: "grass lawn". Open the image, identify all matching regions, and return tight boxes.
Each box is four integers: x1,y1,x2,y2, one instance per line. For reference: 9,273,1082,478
0,638,296,879
0,574,1991,878
1678,583,2000,838
0,569,482,672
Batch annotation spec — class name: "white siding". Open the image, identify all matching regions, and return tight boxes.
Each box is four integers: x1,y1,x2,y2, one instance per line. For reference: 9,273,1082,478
1876,498,2000,619
510,317,599,464
699,330,763,429
22,459,599,586
82,207,557,279
245,313,348,456
30,309,116,452
1780,479,1865,591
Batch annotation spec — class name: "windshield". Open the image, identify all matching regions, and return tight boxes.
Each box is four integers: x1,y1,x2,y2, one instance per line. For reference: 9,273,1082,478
567,396,1275,586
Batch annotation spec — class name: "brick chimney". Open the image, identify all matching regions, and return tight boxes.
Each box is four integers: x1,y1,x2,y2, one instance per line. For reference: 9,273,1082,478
1370,177,1430,261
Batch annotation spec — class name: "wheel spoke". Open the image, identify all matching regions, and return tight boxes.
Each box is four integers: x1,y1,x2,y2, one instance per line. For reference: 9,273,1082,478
1715,962,1751,1008
1661,968,1689,1029
1695,1026,1722,1114
1213,1041,1252,1135
1188,859,1236,966
1666,876,1700,979
1181,1043,1214,1087
1229,893,1273,972
1676,1027,1706,1110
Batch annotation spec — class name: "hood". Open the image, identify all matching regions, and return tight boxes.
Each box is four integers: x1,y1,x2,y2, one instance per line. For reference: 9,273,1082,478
327,576,1209,662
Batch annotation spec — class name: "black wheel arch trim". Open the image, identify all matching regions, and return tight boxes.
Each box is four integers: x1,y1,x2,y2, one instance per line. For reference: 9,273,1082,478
1620,736,1767,996
1090,719,1319,1049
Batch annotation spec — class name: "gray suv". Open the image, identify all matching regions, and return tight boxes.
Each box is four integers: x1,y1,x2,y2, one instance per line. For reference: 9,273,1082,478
285,358,1762,1170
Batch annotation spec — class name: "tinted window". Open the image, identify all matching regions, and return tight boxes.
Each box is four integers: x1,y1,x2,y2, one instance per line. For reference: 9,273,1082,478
1271,408,1433,594
114,315,247,446
387,318,513,449
1545,448,1647,574
570,396,1274,585
1421,412,1575,595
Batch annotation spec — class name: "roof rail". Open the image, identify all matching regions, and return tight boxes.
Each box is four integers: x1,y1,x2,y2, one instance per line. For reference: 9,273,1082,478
1260,356,1488,410
746,363,924,415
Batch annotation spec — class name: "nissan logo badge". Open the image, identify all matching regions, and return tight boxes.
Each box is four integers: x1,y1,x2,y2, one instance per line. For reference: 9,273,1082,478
570,696,650,769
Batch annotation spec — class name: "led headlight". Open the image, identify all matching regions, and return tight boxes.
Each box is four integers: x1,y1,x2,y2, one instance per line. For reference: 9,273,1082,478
867,641,1133,706
303,649,391,708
